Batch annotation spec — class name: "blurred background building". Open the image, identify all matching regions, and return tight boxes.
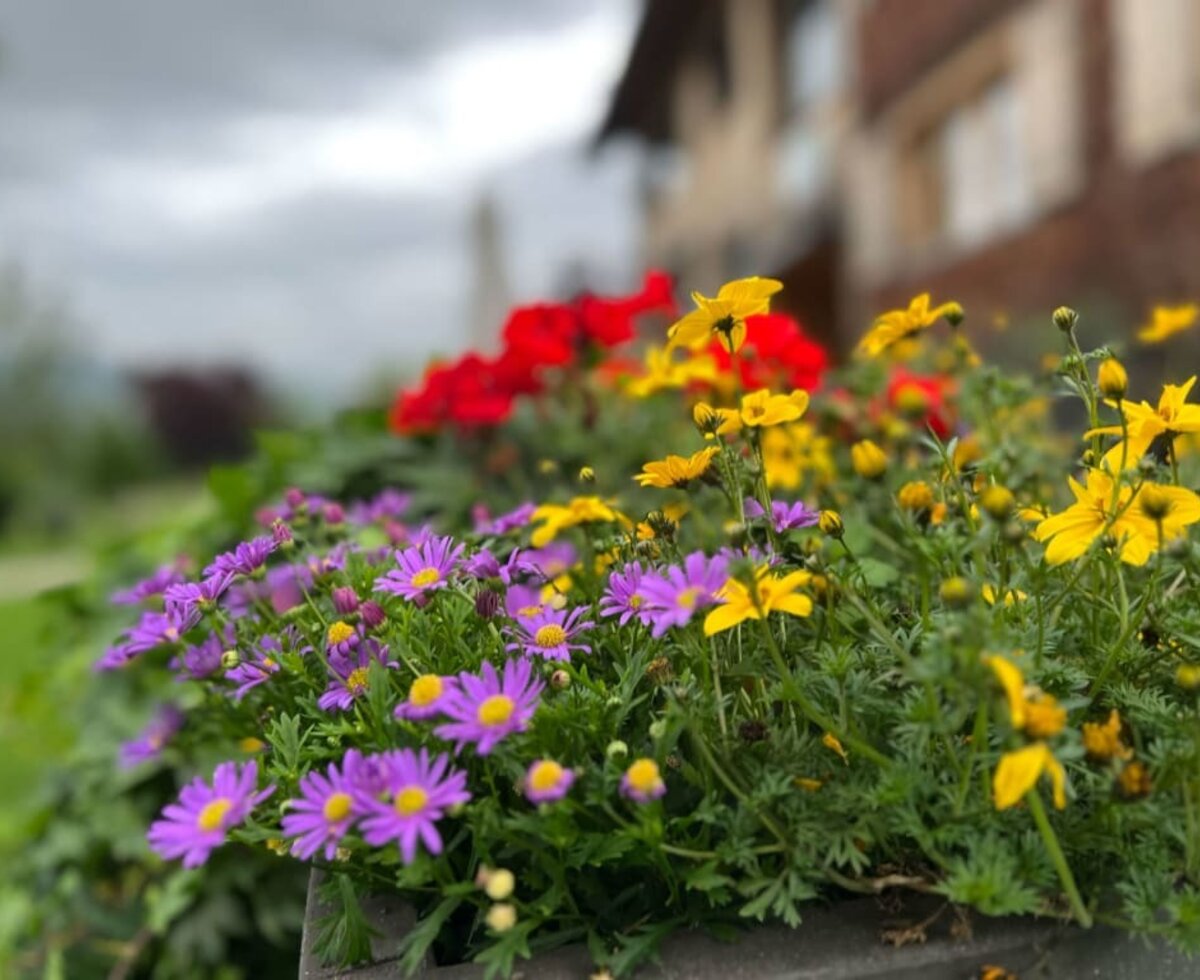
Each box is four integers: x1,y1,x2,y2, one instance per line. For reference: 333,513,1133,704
599,0,1200,354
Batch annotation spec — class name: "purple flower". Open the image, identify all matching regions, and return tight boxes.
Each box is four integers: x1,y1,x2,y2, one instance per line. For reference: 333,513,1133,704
353,748,471,863
163,576,231,632
394,674,459,721
374,535,464,602
111,561,187,606
434,659,543,755
342,747,389,797
325,620,362,658
225,637,284,701
473,501,536,536
306,544,349,580
147,760,274,868
96,612,185,671
331,587,360,615
743,498,821,534
173,629,229,680
504,583,548,620
119,704,185,769
505,607,593,662
350,488,412,525
522,759,575,804
599,563,653,626
205,536,277,580
281,757,359,860
639,551,730,638
318,641,397,712
522,542,576,581
360,600,387,630
465,548,535,585
322,502,346,525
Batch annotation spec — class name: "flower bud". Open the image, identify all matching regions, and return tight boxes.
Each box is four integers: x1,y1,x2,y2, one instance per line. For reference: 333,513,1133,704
648,719,667,740
692,402,720,436
578,466,596,484
485,903,517,933
605,739,628,760
484,868,515,901
1176,664,1200,690
1052,306,1078,332
360,600,387,629
1139,484,1172,521
1097,357,1127,400
271,520,294,548
818,510,844,537
938,576,972,608
322,502,345,525
220,649,241,670
942,302,965,327
979,485,1015,521
550,669,571,690
850,439,888,480
474,588,501,619
897,481,935,515
284,487,306,510
331,586,360,615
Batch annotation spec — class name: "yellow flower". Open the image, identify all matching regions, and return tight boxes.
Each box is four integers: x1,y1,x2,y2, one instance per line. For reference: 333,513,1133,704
850,439,888,479
1033,470,1200,565
734,388,809,429
994,742,1066,810
897,480,935,514
794,777,823,792
1137,303,1198,344
985,655,1028,729
667,277,783,353
981,584,1027,606
1023,697,1067,739
625,345,718,398
1096,358,1127,400
979,485,1015,520
1089,376,1200,469
822,732,848,763
703,567,813,635
1081,709,1132,761
530,496,628,547
762,423,834,490
1117,760,1152,799
634,447,720,489
857,293,961,357
817,509,844,537
985,655,1065,738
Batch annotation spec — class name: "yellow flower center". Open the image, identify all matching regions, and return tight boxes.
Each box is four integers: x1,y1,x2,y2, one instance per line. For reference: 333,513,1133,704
529,761,564,792
410,567,441,587
629,595,643,609
409,674,443,706
327,621,355,645
263,657,277,669
477,694,516,726
534,625,567,648
745,404,766,422
626,759,662,793
196,797,233,832
345,667,370,695
394,786,428,816
322,791,353,823
676,586,703,609
518,604,544,618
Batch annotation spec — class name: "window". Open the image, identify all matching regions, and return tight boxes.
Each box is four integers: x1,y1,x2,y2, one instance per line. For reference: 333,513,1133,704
785,1,845,112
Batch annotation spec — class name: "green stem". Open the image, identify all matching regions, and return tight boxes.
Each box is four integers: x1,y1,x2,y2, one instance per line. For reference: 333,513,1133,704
1027,789,1092,927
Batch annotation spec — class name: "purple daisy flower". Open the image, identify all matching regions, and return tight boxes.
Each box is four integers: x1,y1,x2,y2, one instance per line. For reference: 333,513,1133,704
173,628,230,681
96,612,185,671
434,659,544,755
281,757,359,860
325,620,362,658
318,640,397,712
205,536,277,580
465,548,536,585
225,636,284,701
163,575,231,632
119,704,185,769
522,542,576,581
473,501,536,536
111,560,188,606
342,747,390,797
504,583,548,620
353,748,471,863
306,544,349,580
620,758,667,804
743,498,821,534
374,535,465,602
394,673,459,721
147,760,275,868
599,563,653,627
349,488,412,525
639,552,730,638
505,607,593,662
522,759,576,804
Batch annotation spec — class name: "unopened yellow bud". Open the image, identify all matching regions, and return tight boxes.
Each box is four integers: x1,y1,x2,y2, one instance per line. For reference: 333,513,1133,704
1139,484,1173,521
1097,358,1127,399
1052,306,1078,332
578,466,596,484
897,481,935,514
818,510,844,537
939,576,972,608
484,868,515,901
979,485,1015,521
485,903,517,933
1176,664,1200,690
850,439,888,480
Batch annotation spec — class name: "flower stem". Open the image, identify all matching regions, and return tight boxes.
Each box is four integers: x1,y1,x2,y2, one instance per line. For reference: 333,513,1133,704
1027,789,1092,927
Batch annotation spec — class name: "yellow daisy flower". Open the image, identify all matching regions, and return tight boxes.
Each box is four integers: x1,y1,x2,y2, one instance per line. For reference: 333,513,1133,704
993,742,1067,810
667,277,783,353
1137,303,1198,344
1089,376,1200,469
857,293,961,357
703,567,813,636
634,447,720,489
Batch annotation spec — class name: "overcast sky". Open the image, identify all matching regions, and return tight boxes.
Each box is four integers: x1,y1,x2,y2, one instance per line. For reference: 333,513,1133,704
0,0,642,405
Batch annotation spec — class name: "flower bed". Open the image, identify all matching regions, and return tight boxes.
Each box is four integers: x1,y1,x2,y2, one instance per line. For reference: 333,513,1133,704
103,278,1200,977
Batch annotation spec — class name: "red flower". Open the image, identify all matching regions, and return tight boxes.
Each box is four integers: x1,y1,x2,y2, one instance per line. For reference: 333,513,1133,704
885,369,955,439
579,269,676,348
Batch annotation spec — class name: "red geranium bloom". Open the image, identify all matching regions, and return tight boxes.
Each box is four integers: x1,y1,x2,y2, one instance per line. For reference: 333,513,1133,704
502,304,578,367
885,369,955,439
579,269,676,348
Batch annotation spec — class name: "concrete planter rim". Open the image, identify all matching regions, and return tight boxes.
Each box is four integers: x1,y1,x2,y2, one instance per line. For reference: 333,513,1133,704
298,870,1197,979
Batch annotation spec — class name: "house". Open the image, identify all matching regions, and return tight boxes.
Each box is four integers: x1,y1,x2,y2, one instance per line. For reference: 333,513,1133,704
598,0,1200,355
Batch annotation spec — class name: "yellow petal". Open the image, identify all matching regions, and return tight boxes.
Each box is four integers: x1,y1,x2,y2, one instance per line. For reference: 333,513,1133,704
993,743,1048,810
